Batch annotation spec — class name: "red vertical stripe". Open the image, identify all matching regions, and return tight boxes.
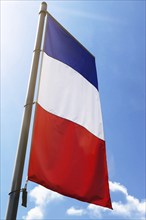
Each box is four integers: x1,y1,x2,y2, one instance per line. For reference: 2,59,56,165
28,104,112,209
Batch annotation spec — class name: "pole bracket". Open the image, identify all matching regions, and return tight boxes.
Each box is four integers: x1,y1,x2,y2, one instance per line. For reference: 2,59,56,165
8,189,21,195
24,101,36,108
33,49,43,53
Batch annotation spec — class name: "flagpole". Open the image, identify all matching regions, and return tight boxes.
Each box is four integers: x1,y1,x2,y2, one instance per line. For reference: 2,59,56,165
5,2,47,219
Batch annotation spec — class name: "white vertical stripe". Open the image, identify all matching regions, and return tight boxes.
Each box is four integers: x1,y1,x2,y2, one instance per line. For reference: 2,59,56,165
37,52,104,140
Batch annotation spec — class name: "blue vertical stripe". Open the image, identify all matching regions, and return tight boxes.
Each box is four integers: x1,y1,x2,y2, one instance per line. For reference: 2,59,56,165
44,14,98,90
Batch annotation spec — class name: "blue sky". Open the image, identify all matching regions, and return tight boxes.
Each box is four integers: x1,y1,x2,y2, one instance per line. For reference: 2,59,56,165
1,1,145,219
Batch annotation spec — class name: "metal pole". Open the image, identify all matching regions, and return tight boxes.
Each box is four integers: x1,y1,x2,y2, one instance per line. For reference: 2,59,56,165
5,2,47,219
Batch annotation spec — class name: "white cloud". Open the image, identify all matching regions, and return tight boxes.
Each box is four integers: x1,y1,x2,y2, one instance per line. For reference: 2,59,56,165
29,185,63,206
87,204,106,218
87,181,146,220
66,181,146,220
22,185,63,220
23,182,146,219
66,206,86,216
23,207,43,220
109,181,128,195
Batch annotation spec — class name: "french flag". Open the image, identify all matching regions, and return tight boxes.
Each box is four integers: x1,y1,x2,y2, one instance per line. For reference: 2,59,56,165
28,14,112,209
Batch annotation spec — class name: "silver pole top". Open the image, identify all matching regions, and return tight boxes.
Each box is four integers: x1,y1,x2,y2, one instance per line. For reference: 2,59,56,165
40,2,47,13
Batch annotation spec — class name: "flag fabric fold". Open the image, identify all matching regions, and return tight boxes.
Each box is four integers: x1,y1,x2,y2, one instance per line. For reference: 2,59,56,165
28,14,112,209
